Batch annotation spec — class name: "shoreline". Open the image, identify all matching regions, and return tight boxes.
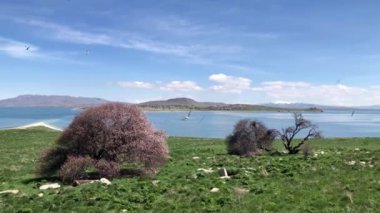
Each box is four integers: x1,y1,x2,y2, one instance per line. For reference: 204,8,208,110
3,122,63,131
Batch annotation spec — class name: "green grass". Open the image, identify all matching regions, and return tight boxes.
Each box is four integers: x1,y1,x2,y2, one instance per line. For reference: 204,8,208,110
0,128,379,212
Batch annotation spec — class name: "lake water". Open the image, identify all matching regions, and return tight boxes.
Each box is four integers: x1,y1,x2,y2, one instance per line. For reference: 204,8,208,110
0,107,379,138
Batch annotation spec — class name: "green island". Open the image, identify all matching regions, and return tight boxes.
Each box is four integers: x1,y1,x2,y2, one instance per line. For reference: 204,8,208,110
0,127,378,212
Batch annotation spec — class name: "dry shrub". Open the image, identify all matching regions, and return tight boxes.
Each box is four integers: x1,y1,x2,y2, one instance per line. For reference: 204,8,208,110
226,119,277,156
301,142,314,160
38,103,169,181
95,159,120,179
37,147,67,176
59,156,94,182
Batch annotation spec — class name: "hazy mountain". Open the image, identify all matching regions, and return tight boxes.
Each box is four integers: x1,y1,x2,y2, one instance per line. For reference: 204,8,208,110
0,95,110,107
262,102,356,110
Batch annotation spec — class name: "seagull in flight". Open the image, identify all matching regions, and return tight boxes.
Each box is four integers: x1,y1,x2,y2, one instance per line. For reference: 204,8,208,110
182,110,192,120
25,46,30,51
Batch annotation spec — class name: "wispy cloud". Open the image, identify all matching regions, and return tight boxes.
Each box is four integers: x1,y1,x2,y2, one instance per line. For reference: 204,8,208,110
0,37,38,58
13,18,264,72
15,19,113,45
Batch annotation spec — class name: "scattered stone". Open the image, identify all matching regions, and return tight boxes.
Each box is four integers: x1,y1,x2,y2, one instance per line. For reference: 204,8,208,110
0,189,19,194
354,148,360,151
218,168,228,177
219,176,231,179
261,169,269,177
38,193,44,197
210,187,220,193
39,183,60,190
320,151,325,155
192,156,200,160
360,161,366,166
369,164,374,168
234,187,249,195
73,180,96,186
152,180,160,186
197,168,213,173
121,209,127,213
346,161,356,165
100,178,112,185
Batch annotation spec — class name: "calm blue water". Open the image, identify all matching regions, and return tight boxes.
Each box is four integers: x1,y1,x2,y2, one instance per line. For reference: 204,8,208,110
1,107,380,138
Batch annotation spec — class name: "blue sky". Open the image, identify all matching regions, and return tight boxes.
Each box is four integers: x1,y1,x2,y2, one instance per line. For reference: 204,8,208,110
1,0,380,106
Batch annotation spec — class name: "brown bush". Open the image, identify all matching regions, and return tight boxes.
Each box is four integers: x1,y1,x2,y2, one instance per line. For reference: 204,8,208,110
95,159,120,179
226,119,277,156
59,156,94,182
38,103,169,181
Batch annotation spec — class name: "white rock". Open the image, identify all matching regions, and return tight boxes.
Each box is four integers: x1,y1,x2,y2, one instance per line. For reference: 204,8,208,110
354,148,360,151
192,156,200,160
360,161,366,166
121,210,127,213
100,178,112,185
346,161,356,165
210,187,220,193
152,180,160,186
320,151,325,155
219,176,231,179
38,193,44,197
197,168,213,173
39,183,60,190
0,189,19,194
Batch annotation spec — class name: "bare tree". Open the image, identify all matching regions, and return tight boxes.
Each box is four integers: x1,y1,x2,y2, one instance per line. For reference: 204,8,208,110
280,113,322,154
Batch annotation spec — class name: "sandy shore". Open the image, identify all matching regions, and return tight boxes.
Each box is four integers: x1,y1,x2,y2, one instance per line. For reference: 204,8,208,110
13,122,63,131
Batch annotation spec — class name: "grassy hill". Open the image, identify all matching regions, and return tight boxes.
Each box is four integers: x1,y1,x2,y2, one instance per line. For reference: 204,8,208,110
0,128,378,212
139,98,323,112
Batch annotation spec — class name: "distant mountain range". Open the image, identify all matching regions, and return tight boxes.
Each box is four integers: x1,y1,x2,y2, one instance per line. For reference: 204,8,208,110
1,95,377,111
0,95,109,107
262,102,380,110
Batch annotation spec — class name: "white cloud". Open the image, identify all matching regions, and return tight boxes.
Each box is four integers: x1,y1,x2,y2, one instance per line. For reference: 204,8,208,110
209,73,252,93
117,81,154,89
160,81,203,92
252,81,380,106
118,80,203,92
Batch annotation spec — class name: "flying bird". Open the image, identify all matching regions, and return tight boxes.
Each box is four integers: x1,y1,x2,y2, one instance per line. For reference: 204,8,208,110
182,110,192,120
25,46,30,51
85,49,91,55
351,110,355,117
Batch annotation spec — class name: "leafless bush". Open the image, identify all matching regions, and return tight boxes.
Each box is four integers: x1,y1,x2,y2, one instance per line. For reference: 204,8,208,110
226,119,278,156
38,103,169,181
300,142,314,160
279,113,322,154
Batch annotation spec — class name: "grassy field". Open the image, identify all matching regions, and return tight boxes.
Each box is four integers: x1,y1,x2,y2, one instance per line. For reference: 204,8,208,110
0,128,379,212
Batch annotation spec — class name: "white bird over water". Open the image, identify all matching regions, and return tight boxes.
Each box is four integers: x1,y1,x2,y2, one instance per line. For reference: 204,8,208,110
182,110,192,120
